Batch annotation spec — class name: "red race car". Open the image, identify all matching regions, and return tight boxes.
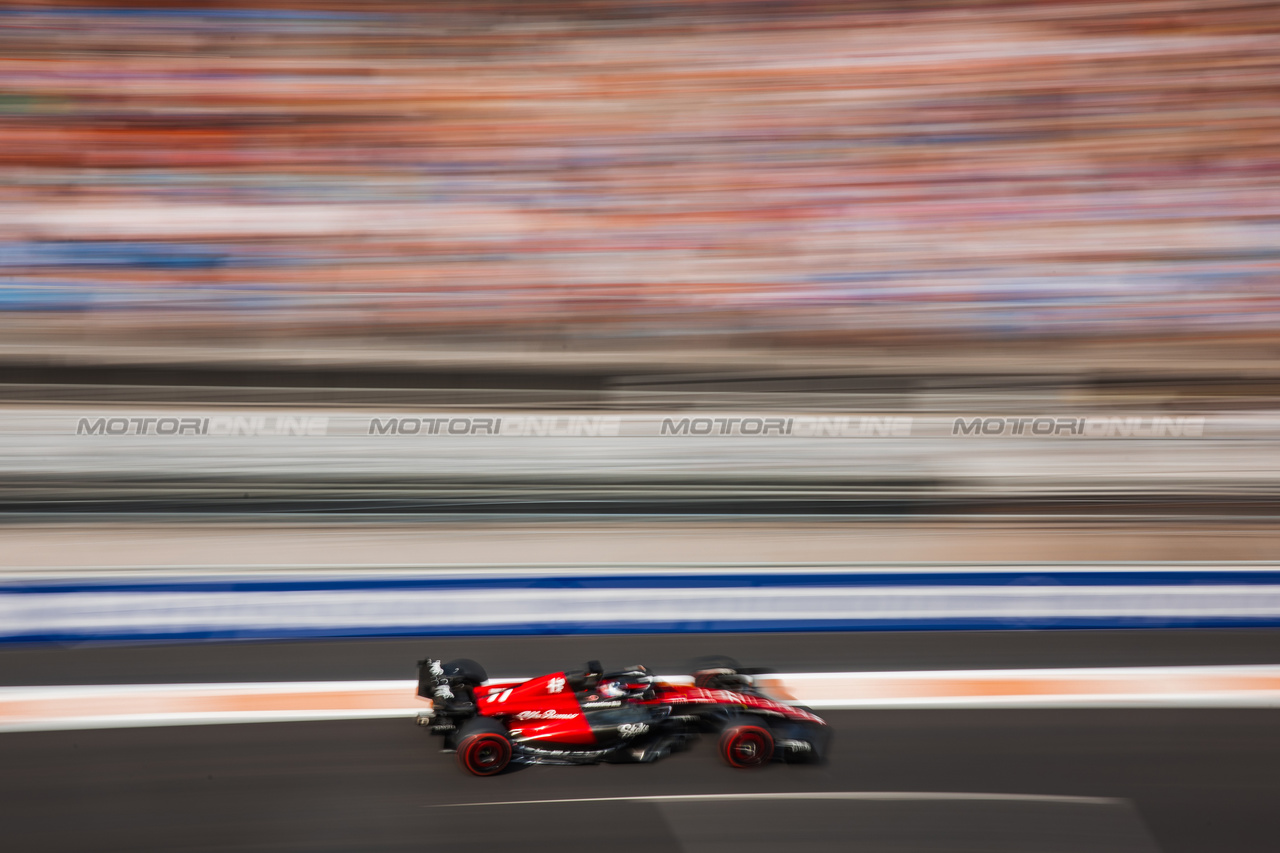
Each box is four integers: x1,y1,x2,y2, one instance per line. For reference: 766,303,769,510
416,657,830,776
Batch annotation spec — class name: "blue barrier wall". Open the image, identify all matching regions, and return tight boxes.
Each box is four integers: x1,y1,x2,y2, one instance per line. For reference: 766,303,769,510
4,564,1280,642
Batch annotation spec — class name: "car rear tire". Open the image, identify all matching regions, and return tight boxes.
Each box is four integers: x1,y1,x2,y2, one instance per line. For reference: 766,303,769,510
719,719,774,768
455,720,512,776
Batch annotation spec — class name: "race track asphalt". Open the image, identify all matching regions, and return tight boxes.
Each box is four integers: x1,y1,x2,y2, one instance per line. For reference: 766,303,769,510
2,709,1277,853
2,631,1279,853
5,629,1280,685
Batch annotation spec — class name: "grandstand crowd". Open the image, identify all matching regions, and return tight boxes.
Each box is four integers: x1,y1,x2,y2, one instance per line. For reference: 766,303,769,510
2,1,1277,346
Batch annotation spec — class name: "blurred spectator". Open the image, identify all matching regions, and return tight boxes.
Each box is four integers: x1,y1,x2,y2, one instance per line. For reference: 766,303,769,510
1,1,1277,345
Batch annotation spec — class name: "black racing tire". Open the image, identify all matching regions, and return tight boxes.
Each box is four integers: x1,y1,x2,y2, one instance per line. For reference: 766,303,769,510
692,655,743,690
455,719,512,777
692,655,742,672
442,658,488,687
718,717,774,769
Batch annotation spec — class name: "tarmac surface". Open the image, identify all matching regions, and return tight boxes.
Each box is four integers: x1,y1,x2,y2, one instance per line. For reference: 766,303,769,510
2,631,1279,852
2,706,1276,852
5,630,1280,686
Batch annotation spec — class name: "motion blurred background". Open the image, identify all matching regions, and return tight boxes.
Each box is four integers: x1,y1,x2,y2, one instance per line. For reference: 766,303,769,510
2,0,1278,378
3,2,1280,851
3,0,1280,526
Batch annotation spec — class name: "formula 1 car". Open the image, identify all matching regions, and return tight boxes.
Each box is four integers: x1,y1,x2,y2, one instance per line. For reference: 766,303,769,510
415,657,830,776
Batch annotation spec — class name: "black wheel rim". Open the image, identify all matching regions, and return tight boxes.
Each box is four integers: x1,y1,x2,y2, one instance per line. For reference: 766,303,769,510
474,742,500,768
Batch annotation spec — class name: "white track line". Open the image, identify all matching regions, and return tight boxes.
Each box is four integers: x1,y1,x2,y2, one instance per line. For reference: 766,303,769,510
0,709,420,733
441,792,1124,808
0,679,418,699
3,665,1279,733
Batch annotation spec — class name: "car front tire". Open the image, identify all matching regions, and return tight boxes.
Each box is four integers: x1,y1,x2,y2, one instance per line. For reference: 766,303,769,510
718,719,774,769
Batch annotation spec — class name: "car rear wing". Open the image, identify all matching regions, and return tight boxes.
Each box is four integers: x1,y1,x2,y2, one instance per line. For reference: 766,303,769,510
416,658,455,702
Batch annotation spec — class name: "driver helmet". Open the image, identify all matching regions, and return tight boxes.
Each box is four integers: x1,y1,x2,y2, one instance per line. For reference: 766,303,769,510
598,668,653,699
